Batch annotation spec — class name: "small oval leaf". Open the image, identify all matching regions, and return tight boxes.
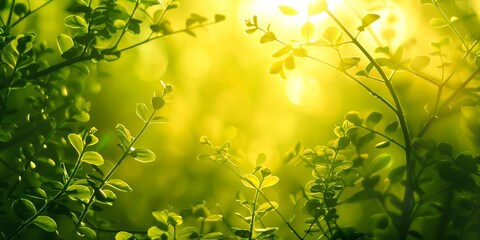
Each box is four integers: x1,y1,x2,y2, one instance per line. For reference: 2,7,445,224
136,103,148,122
68,133,84,155
12,198,37,220
132,149,156,163
82,151,104,165
261,175,279,189
33,216,57,232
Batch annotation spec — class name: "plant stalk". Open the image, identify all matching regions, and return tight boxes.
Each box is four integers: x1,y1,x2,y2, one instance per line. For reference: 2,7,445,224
326,9,413,239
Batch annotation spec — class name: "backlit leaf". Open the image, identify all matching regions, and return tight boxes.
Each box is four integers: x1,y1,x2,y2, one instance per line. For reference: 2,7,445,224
68,133,83,155
82,151,104,165
278,6,298,16
57,34,74,54
241,174,260,189
115,231,133,240
201,232,223,239
256,201,278,213
358,14,380,31
429,18,448,28
107,179,133,192
308,0,328,16
33,216,57,232
260,32,276,43
269,60,283,74
77,226,96,238
67,185,91,200
410,56,430,72
272,45,292,57
261,175,279,189
131,148,156,163
136,103,148,122
64,15,88,29
366,154,391,176
204,214,223,222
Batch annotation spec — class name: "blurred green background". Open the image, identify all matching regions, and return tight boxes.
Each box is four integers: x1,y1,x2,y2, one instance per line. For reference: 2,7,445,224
9,0,480,236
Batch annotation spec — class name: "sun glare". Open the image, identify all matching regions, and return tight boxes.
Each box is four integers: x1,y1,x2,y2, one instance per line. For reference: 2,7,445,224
285,75,322,111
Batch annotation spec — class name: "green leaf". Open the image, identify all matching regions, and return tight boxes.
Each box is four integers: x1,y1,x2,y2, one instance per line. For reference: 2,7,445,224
256,153,266,166
201,232,223,239
278,6,298,16
204,214,223,222
339,57,361,70
136,103,148,122
375,141,390,148
260,32,276,43
358,14,380,31
300,22,315,40
437,142,453,156
366,111,382,128
116,124,132,146
235,230,252,238
384,121,399,135
415,202,443,218
261,175,279,189
387,165,405,183
131,149,156,163
56,34,74,54
167,212,183,226
65,15,88,29
82,151,104,165
115,231,133,240
456,153,477,173
345,190,373,203
214,14,226,23
14,3,28,16
429,18,448,28
366,154,391,176
322,26,341,43
77,226,96,239
269,60,283,74
0,128,12,142
152,97,165,110
12,198,37,220
308,0,328,16
256,201,278,213
410,56,430,72
66,185,91,200
107,179,133,192
272,45,292,57
68,133,84,155
32,216,57,232
150,116,169,124
241,174,260,189
148,226,165,238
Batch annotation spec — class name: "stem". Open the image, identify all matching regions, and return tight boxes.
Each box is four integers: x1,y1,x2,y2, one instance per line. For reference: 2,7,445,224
5,119,65,199
418,66,480,137
7,0,16,25
7,136,88,240
112,0,141,50
433,2,466,48
222,159,302,239
76,109,157,228
120,21,220,52
358,125,406,150
25,55,93,80
326,9,413,239
248,189,260,240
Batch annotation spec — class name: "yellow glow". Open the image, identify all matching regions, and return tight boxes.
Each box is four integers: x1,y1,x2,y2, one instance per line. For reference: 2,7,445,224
238,0,344,33
285,75,323,111
368,2,408,46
